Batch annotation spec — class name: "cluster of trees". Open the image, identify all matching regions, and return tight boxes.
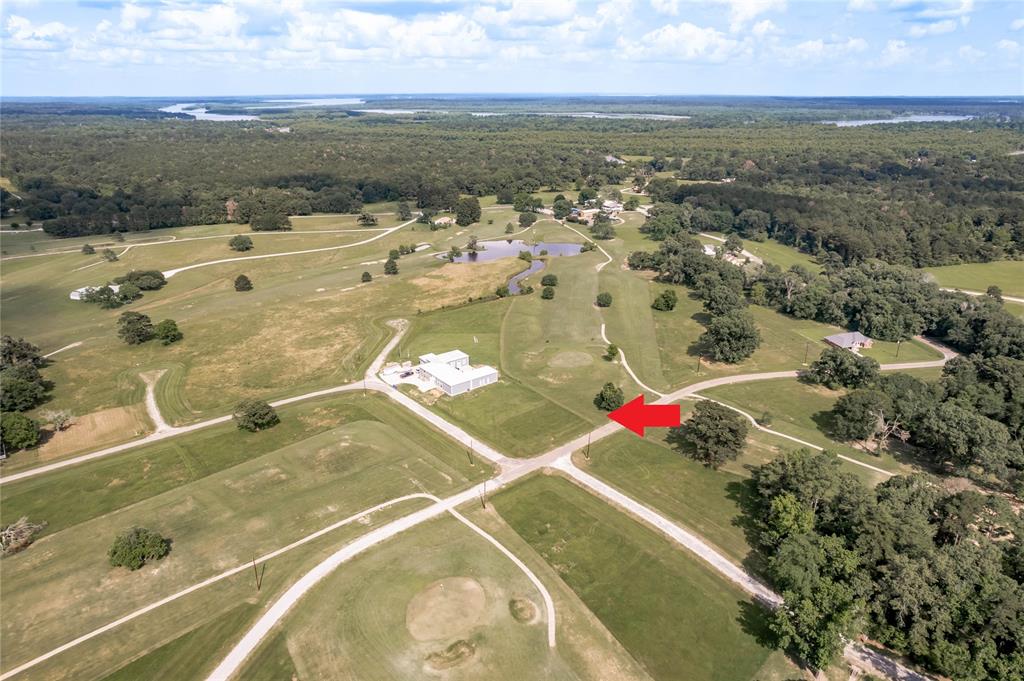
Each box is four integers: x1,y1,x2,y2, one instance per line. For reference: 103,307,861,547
0,336,48,452
117,312,182,346
750,449,1023,680
80,270,168,309
630,235,1024,361
820,357,1024,492
667,400,749,468
593,383,624,411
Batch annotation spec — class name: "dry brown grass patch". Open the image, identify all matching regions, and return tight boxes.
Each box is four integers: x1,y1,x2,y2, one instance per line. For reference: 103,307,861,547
34,404,149,461
410,260,523,309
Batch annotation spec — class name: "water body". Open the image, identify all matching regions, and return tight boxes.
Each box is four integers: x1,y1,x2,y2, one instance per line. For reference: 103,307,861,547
246,98,366,109
354,109,690,120
823,115,973,127
159,103,259,121
439,240,584,293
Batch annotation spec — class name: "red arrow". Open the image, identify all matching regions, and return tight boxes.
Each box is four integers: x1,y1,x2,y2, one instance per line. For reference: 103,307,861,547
608,395,681,437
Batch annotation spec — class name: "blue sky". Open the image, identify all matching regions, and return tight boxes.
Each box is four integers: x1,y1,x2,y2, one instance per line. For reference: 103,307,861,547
1,0,1021,96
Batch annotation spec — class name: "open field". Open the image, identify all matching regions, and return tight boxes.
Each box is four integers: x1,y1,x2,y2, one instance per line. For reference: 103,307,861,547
700,375,946,474
1,392,489,678
491,475,795,681
922,260,1024,298
237,511,651,681
2,212,535,452
697,233,821,272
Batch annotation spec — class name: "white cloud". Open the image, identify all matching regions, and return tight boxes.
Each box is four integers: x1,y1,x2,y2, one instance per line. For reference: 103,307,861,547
957,44,984,62
619,21,747,61
846,0,875,10
780,36,866,64
876,38,915,67
908,19,956,37
472,0,577,26
918,0,973,19
1012,18,1024,30
997,39,1020,56
751,19,779,36
650,0,679,15
5,14,75,50
119,3,151,31
705,0,787,32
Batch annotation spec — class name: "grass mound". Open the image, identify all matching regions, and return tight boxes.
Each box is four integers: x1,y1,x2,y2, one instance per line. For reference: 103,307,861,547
425,639,476,670
406,576,486,641
508,598,537,623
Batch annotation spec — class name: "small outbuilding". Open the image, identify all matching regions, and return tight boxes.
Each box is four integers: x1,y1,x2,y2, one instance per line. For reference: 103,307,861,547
824,331,873,352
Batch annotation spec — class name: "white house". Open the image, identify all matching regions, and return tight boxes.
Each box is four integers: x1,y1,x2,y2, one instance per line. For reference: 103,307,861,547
601,199,624,213
70,284,120,301
416,350,498,396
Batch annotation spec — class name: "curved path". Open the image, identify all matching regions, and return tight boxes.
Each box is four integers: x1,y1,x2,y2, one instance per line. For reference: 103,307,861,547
0,227,395,263
599,323,664,398
162,216,418,278
0,494,432,681
3,319,945,680
939,286,1024,305
558,221,613,272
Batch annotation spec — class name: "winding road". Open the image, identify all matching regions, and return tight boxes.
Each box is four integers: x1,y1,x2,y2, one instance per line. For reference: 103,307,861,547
1,234,947,680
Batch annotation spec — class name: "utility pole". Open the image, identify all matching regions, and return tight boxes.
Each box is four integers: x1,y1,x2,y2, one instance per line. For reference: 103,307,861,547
895,340,902,359
695,356,702,374
803,341,810,365
252,555,265,591
585,431,592,461
467,440,475,466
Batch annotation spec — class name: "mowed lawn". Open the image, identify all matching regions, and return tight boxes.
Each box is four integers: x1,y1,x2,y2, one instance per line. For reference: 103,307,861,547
697,233,822,272
700,375,949,476
1,392,489,678
396,248,640,457
492,475,789,681
922,260,1024,298
2,215,530,456
238,512,651,681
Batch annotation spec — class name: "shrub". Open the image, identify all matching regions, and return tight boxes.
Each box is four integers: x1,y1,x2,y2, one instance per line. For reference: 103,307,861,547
0,517,47,556
593,382,625,411
518,212,538,228
361,271,372,282
0,412,39,451
604,343,618,361
357,211,378,226
504,223,515,234
541,274,558,287
113,270,166,290
233,399,279,432
596,292,613,307
229,234,253,251
81,243,95,255
234,274,253,291
108,527,170,570
495,285,510,297
153,319,183,345
117,311,154,345
251,212,291,231
102,248,119,262
652,289,678,311
384,258,399,275
541,286,555,300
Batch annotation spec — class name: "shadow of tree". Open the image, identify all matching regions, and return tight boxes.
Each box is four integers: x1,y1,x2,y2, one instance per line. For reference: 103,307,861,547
726,478,770,576
736,599,779,649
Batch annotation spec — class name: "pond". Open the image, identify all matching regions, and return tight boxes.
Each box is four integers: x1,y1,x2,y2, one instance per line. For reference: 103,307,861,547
438,240,584,293
159,103,259,121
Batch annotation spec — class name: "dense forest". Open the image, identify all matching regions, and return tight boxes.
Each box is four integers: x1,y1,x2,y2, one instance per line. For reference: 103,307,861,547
0,99,1021,269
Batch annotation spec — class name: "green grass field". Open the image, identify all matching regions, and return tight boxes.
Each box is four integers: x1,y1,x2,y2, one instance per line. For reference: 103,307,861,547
492,475,793,681
700,375,947,475
1,392,489,678
922,260,1024,298
697,233,821,272
237,510,652,681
